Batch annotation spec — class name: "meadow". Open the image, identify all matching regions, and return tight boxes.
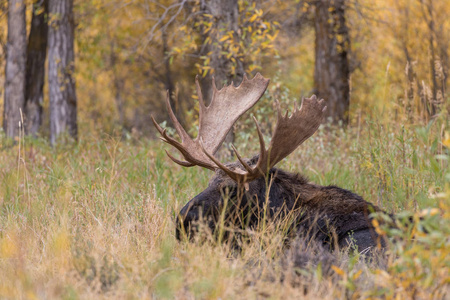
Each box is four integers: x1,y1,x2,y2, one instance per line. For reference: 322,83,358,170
0,114,448,299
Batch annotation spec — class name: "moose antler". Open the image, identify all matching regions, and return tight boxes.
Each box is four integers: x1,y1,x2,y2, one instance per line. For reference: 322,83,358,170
152,73,270,170
152,74,326,183
203,95,326,182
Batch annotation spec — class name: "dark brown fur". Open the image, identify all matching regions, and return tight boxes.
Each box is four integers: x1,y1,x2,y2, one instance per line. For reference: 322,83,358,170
176,156,387,253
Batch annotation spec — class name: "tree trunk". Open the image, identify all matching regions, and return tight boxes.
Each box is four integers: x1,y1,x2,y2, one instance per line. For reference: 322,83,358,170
162,29,177,119
3,0,27,139
313,0,351,124
48,0,77,145
25,0,48,136
201,0,244,145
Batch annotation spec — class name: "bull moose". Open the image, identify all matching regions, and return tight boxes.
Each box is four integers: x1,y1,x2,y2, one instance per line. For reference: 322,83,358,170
152,74,387,253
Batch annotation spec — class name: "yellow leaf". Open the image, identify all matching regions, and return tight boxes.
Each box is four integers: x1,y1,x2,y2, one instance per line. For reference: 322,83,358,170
249,14,258,22
331,265,345,277
268,31,279,41
443,132,450,148
353,269,363,280
372,219,379,227
219,35,230,42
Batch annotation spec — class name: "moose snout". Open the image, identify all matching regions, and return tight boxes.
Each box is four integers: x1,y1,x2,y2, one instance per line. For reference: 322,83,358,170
176,199,200,240
175,188,222,240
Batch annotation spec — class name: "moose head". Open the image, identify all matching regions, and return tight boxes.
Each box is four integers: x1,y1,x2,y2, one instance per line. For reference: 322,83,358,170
153,74,385,252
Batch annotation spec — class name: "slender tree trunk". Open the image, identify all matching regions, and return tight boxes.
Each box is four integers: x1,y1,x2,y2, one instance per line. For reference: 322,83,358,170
399,4,416,120
403,47,416,119
162,30,176,116
3,0,27,139
426,17,437,116
313,0,351,124
110,40,125,128
25,0,48,136
420,0,443,116
48,0,77,145
0,2,8,63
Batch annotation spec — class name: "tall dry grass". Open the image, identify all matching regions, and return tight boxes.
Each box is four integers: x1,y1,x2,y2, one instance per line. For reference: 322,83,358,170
0,112,448,299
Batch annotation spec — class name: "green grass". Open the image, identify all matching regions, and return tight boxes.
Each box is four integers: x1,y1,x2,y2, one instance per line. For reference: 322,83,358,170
0,117,448,299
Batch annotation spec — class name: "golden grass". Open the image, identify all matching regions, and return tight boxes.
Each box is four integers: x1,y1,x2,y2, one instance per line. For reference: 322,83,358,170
0,118,449,299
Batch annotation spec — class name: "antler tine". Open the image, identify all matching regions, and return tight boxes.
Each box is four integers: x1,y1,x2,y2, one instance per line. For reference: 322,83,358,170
165,91,191,144
213,116,269,182
152,122,201,168
231,115,268,174
199,138,245,183
195,75,206,112
231,144,253,173
165,151,195,167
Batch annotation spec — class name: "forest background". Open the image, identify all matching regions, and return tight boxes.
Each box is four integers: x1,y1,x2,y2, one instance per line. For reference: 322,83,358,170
0,0,449,299
1,0,448,139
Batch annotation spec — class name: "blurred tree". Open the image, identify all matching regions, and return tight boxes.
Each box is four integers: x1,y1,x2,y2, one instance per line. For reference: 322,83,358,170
48,0,77,144
419,0,447,116
313,0,351,124
3,0,27,139
1,0,445,138
25,0,48,136
0,2,7,62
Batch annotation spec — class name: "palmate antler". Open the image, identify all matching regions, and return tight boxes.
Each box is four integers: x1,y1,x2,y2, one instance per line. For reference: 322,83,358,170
152,73,326,183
